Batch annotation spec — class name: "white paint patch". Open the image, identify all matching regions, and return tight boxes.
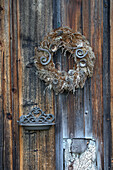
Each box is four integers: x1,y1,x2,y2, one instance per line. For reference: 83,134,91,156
36,0,42,14
64,139,97,170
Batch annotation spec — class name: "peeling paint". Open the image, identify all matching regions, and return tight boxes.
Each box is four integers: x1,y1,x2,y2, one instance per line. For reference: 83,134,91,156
64,139,97,170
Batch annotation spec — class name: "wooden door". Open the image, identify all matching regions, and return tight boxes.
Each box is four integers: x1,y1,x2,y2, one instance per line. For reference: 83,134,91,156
0,0,112,170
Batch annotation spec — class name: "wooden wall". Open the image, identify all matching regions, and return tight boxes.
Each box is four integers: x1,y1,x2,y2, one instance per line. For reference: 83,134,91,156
0,0,112,169
110,0,113,169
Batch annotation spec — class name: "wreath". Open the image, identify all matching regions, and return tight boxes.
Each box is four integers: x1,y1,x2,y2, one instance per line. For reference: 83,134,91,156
34,27,95,94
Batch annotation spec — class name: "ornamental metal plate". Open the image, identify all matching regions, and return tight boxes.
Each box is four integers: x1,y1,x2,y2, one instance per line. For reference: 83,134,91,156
18,107,55,130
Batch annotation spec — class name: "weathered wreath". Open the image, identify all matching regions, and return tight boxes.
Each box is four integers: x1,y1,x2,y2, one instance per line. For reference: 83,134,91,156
34,27,95,94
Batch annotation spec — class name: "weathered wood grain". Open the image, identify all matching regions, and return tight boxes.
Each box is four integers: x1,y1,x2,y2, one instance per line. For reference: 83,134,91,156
90,1,104,168
0,49,3,169
0,0,112,169
2,0,13,169
84,0,104,169
110,1,113,168
55,0,94,169
82,0,93,139
103,0,111,169
19,0,55,169
17,0,24,168
61,0,85,140
0,1,4,169
60,0,110,169
53,1,64,170
11,0,21,169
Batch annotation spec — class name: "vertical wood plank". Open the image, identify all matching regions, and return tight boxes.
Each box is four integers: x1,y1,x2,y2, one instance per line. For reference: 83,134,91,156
83,0,105,168
61,0,107,169
11,0,21,169
103,0,111,169
110,0,113,168
90,1,104,169
0,0,4,169
82,0,93,139
17,0,24,168
0,49,3,169
2,0,13,169
19,0,55,169
61,0,85,139
54,95,63,170
53,1,63,169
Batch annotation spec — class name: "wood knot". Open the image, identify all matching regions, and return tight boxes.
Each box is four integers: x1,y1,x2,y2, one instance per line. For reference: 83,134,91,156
7,113,12,120
0,6,3,13
12,87,17,93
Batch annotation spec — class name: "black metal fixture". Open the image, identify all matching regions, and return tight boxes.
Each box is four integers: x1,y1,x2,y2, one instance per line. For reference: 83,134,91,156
17,107,55,130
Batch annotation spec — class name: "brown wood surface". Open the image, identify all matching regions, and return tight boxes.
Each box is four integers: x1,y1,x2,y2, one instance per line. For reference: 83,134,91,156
0,1,4,169
0,0,112,169
61,0,104,169
0,0,13,169
61,0,92,139
1,0,55,169
19,0,55,169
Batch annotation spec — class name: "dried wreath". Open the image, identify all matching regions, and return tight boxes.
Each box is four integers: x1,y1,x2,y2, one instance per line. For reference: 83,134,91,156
34,27,95,94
